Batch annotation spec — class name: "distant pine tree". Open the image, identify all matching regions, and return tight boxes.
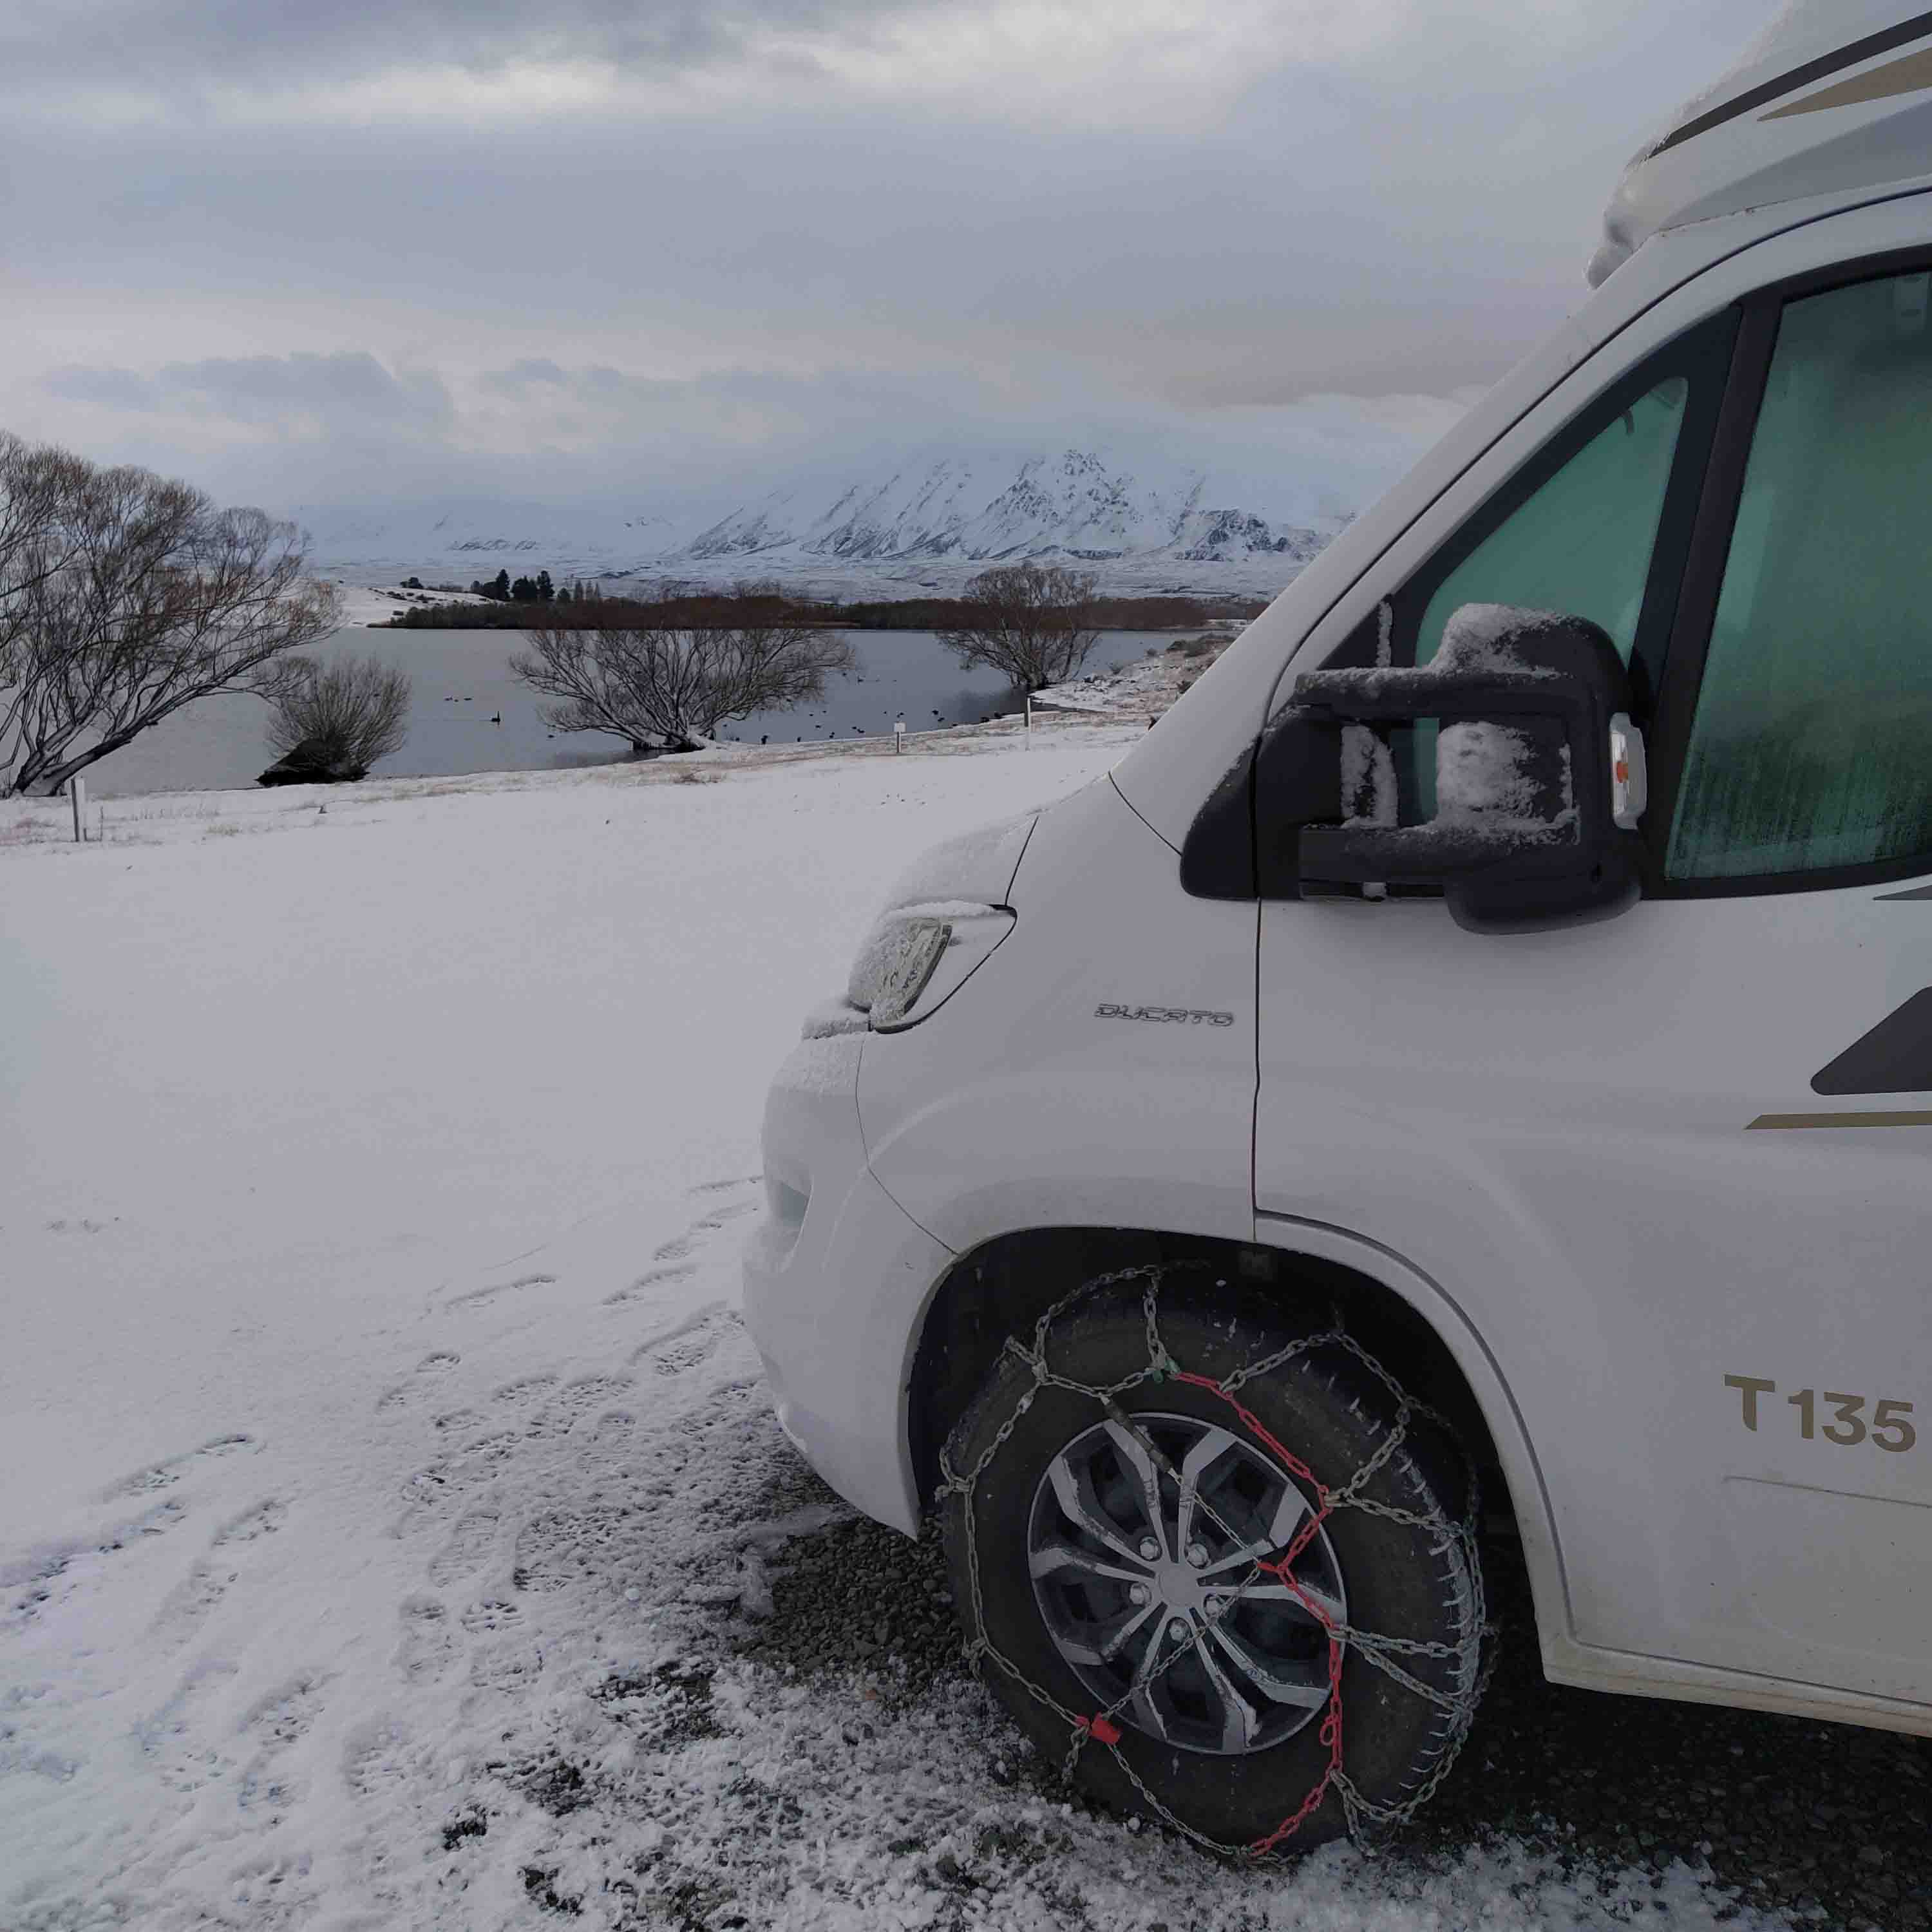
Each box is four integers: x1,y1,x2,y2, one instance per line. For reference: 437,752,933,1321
491,569,511,601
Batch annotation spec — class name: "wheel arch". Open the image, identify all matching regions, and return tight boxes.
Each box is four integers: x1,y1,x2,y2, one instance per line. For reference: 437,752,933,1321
906,1221,1571,1653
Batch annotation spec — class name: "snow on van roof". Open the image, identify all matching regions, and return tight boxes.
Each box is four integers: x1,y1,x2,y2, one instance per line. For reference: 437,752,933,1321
1589,1,1932,287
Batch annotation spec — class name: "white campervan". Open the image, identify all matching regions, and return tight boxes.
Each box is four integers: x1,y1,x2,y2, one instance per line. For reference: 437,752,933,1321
745,0,1932,1852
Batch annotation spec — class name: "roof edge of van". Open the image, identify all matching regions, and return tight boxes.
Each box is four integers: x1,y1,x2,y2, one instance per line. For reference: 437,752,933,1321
1589,4,1932,288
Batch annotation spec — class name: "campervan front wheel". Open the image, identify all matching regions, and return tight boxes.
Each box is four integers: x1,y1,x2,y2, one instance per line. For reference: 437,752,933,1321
939,1290,1486,1850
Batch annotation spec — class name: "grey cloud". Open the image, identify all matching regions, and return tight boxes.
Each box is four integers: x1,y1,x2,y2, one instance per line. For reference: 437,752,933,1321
5,2,1779,530
5,0,943,93
43,366,161,412
43,353,455,435
480,359,572,395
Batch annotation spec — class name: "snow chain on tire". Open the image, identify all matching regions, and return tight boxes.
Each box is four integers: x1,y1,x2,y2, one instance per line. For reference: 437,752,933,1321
936,1260,1497,1859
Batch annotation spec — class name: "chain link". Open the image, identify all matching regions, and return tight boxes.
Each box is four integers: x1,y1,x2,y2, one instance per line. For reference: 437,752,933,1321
936,1261,1492,1861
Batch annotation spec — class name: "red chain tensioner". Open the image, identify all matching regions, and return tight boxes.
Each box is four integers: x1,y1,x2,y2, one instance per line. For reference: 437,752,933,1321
1174,1368,1347,1855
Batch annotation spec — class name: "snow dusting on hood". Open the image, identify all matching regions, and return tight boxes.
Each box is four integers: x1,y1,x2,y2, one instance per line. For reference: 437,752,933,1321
875,810,1039,914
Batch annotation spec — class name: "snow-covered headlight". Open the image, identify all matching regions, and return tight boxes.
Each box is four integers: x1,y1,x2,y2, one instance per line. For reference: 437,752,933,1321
844,901,1016,1033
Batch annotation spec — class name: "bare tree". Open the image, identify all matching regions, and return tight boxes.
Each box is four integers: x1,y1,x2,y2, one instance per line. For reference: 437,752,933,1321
936,562,1101,692
0,435,92,618
510,609,856,753
261,653,412,780
0,444,343,797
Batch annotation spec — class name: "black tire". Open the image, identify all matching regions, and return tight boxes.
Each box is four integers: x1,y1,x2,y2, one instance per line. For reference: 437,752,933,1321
940,1288,1483,1851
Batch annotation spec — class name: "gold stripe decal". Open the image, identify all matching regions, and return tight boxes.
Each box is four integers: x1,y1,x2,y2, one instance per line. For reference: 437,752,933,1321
1747,1110,1932,1131
1764,46,1932,120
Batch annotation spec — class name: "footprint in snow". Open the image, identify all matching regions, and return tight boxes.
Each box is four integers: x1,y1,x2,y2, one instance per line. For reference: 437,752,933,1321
341,1717,418,1803
650,1235,694,1263
491,1374,558,1408
397,1464,454,1526
0,1739,80,1784
526,1375,634,1438
375,1352,460,1413
102,1432,256,1500
601,1262,697,1307
688,1174,761,1197
396,1437,514,1538
236,1672,328,1815
151,1560,232,1647
137,1659,239,1795
427,1509,501,1589
468,1638,544,1690
397,1430,523,1532
242,1672,329,1748
4,1497,187,1629
511,1503,636,1596
395,1597,459,1685
584,1408,636,1450
222,1853,319,1918
213,1498,286,1546
459,1596,525,1634
450,1430,524,1479
445,1272,556,1314
630,1303,738,1377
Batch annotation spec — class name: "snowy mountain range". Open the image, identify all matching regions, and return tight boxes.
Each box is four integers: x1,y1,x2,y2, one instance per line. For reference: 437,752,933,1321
297,449,1338,600
672,450,1325,569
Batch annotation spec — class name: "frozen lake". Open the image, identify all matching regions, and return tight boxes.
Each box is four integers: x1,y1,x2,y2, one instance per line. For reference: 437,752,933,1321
75,625,1160,798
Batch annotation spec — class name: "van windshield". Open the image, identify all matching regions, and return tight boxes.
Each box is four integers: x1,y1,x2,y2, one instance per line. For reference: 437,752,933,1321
1415,378,1689,670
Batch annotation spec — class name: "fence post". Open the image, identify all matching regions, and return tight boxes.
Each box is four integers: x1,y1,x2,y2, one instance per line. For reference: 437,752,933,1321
71,775,86,844
1025,692,1033,744
893,719,905,754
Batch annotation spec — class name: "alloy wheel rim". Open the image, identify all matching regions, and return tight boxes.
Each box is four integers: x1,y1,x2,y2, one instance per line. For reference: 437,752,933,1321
1027,1412,1346,1756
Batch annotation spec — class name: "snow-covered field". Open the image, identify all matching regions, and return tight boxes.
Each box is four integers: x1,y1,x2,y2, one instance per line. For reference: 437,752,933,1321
2,727,1794,1929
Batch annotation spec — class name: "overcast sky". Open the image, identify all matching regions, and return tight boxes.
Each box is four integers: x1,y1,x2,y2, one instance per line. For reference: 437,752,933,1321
1,1,1774,524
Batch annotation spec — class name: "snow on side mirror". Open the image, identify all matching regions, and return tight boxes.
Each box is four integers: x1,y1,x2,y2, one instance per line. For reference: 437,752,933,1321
1262,605,1645,934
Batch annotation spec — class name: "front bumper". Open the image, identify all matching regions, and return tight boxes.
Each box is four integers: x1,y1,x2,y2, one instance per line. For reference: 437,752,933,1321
741,1031,952,1534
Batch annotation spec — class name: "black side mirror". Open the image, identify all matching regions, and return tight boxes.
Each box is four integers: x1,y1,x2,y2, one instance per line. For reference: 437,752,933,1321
1262,605,1647,933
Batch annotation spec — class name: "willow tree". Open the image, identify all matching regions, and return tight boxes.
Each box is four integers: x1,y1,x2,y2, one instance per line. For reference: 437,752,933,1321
936,562,1101,692
511,609,855,753
0,435,342,797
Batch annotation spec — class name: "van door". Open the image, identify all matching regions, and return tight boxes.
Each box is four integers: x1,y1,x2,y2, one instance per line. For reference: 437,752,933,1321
1254,263,1932,1707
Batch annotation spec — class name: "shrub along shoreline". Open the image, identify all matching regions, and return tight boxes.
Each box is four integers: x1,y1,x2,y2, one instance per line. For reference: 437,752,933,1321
378,587,1268,633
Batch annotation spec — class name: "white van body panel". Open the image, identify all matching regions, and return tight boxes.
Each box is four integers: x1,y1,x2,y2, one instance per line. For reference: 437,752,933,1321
743,1030,952,1533
1247,1216,1932,1741
859,775,1258,1256
1255,891,1932,1713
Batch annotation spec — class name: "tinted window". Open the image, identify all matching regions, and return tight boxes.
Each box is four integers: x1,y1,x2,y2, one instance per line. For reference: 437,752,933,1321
1669,273,1932,880
1390,367,1703,820
1416,377,1689,670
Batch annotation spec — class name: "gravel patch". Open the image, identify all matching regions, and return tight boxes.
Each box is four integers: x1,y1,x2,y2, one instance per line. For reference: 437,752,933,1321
1418,1543,1932,1932
727,1502,1926,1929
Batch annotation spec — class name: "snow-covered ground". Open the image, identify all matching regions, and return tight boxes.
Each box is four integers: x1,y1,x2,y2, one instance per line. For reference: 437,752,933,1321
1033,634,1236,721
2,726,1794,1929
327,582,497,627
